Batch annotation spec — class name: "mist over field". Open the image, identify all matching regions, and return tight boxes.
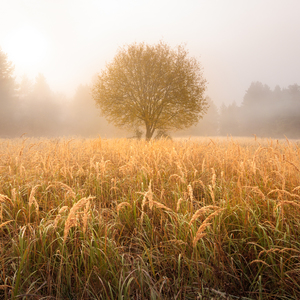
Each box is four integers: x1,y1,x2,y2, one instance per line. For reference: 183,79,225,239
1,2,300,298
1,73,299,139
1,1,300,139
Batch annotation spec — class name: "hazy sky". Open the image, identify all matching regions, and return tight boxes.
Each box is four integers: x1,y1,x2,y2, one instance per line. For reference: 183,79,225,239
1,0,299,106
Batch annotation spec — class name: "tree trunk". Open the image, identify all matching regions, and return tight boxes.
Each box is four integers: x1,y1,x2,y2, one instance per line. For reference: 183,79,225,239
145,125,154,141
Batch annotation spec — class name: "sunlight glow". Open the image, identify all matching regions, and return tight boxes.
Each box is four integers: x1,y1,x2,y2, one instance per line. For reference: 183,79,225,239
4,27,48,69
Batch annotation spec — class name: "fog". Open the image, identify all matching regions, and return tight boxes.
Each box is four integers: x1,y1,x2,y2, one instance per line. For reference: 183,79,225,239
0,1,300,138
6,75,125,138
1,72,299,139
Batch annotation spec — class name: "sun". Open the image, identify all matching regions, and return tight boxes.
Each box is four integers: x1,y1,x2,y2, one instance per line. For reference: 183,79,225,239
4,26,49,70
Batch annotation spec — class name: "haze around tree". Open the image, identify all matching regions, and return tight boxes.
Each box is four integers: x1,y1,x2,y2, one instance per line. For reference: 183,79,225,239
1,45,300,140
92,42,208,140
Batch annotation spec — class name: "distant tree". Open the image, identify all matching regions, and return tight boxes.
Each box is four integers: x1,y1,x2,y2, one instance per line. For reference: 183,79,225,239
92,41,207,140
239,82,300,138
0,48,18,136
19,75,33,100
281,84,300,138
0,48,15,94
21,74,62,136
242,81,272,107
287,84,300,98
240,82,272,136
219,102,241,136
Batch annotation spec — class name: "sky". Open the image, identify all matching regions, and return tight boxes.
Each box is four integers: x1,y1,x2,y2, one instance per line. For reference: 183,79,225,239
1,0,300,107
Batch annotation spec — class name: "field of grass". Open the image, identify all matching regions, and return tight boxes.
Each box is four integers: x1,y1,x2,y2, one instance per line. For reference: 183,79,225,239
0,136,299,299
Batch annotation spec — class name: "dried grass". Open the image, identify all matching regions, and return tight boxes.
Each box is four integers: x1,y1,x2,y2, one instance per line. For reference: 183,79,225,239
189,205,220,226
193,208,224,247
53,206,69,228
268,189,300,200
176,198,183,212
1,136,300,298
28,185,40,215
47,182,76,198
63,196,94,241
117,202,132,214
152,201,172,212
0,194,13,206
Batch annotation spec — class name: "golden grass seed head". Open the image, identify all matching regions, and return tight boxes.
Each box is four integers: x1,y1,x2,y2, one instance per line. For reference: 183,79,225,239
82,199,90,234
193,222,211,247
187,184,194,203
29,185,40,214
152,201,172,212
117,202,132,214
176,198,183,212
63,196,94,241
189,206,220,226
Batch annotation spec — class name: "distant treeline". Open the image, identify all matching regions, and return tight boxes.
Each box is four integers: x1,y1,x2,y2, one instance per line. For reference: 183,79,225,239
0,73,122,138
0,48,121,138
1,48,299,138
177,82,300,139
219,82,300,139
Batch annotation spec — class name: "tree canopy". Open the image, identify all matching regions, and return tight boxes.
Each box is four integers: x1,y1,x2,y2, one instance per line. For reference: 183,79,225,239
92,42,207,140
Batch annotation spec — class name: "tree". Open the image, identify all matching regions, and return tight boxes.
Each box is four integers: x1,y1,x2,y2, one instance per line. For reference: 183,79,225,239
0,48,15,96
0,47,18,136
21,74,62,136
92,42,207,140
240,82,272,136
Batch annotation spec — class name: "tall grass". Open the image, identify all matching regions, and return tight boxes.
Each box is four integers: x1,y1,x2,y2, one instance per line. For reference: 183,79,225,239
0,136,299,299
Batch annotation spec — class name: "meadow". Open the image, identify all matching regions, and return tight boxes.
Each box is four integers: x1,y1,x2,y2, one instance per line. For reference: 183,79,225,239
0,136,299,299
